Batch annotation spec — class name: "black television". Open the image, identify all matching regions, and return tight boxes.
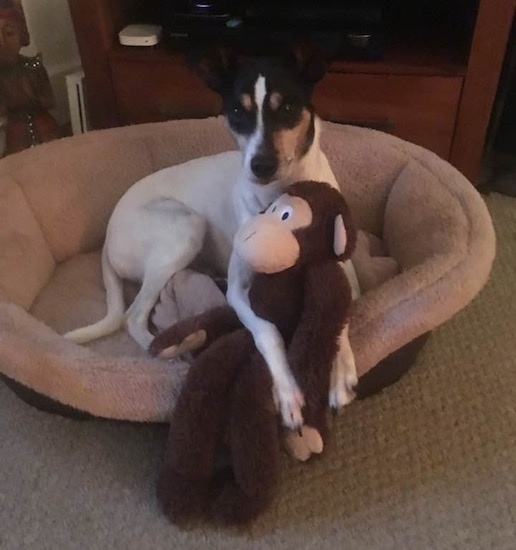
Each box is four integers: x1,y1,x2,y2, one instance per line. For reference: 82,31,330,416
153,0,477,61
161,0,386,60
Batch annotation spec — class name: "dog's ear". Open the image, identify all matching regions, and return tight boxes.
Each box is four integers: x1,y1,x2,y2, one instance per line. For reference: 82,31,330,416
187,47,239,95
285,41,330,89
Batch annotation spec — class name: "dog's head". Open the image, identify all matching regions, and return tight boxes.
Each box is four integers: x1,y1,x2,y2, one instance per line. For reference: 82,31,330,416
189,42,329,185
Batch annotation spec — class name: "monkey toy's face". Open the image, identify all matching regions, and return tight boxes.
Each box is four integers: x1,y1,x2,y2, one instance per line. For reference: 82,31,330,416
233,185,350,274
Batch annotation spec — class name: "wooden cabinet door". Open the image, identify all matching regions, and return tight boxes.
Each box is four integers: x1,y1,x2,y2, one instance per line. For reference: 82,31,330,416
110,56,222,124
314,73,463,159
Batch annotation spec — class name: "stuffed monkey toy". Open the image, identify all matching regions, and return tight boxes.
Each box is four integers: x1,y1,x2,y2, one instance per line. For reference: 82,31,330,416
149,180,357,525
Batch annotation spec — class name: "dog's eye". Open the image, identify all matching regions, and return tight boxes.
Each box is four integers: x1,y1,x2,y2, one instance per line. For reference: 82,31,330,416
282,103,292,112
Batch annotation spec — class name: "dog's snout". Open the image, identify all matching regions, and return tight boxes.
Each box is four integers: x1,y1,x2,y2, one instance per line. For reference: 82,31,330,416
250,154,278,181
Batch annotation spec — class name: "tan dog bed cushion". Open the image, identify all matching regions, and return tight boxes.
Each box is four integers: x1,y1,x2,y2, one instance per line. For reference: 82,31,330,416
0,117,495,422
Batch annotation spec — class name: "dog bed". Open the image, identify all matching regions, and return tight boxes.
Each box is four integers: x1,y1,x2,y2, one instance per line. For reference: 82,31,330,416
0,117,495,422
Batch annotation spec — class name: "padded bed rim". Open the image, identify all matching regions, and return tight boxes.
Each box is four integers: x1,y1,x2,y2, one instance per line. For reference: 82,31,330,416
1,332,431,421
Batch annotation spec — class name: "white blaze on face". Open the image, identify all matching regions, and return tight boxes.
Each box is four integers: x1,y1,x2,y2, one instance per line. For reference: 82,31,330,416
245,75,267,172
255,75,267,129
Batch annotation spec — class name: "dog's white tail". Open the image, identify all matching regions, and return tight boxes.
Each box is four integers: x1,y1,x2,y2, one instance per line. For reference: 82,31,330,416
63,248,125,344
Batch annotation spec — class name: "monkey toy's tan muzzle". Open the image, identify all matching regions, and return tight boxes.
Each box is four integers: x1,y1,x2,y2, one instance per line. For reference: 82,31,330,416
233,214,301,274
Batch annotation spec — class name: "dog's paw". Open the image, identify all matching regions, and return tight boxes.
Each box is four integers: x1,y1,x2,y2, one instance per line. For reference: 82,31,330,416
328,355,358,412
284,426,324,462
273,379,305,430
328,377,357,411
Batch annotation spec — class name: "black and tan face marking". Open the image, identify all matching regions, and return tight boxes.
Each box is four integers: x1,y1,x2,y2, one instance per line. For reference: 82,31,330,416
271,107,315,166
240,93,253,112
270,92,283,111
222,60,318,183
191,45,329,184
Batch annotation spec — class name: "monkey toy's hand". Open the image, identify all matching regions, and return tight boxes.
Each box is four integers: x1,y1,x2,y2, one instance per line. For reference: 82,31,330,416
149,306,241,359
149,318,207,359
284,425,324,462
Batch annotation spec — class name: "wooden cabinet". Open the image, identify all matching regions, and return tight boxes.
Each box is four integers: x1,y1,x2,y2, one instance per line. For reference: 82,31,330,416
313,74,463,159
110,53,221,124
68,0,516,182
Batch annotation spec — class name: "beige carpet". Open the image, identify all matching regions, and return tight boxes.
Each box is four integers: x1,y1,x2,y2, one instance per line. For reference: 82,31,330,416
1,192,515,550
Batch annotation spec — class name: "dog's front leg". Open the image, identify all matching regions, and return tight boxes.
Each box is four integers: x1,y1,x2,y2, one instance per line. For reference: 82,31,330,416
253,318,305,429
329,324,358,411
227,256,304,430
328,260,359,411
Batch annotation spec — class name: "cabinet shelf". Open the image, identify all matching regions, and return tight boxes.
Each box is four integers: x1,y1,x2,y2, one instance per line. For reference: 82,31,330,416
108,38,467,77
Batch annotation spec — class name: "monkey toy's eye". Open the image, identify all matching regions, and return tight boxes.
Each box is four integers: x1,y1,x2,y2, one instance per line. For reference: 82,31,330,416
279,206,293,221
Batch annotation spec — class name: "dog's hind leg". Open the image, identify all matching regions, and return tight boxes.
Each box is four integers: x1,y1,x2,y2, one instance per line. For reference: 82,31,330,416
63,247,125,343
125,204,207,349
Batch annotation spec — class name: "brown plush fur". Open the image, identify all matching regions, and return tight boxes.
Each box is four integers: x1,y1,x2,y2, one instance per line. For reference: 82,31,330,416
149,181,355,525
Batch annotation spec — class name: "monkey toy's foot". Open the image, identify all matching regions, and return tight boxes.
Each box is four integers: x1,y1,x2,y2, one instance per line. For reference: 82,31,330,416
157,468,210,523
284,425,324,462
210,478,272,526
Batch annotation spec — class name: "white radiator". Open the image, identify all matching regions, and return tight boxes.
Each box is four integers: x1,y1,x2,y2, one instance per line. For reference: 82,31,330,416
65,70,90,135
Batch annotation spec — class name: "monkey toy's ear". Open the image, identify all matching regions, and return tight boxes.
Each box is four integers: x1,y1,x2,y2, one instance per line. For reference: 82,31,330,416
187,47,239,95
333,211,357,261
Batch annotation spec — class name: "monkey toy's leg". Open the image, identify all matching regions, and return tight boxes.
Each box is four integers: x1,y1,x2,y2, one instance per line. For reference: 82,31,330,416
211,352,280,525
283,335,332,462
285,263,351,461
148,305,241,359
157,328,254,523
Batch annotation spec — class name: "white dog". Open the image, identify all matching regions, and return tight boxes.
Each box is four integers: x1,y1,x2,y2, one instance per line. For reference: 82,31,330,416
64,45,360,430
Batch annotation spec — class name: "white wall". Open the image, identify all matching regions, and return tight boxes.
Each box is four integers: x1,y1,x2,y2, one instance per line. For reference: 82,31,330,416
20,0,81,124
0,1,80,153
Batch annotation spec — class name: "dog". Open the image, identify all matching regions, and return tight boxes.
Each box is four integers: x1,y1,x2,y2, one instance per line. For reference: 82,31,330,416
64,43,360,429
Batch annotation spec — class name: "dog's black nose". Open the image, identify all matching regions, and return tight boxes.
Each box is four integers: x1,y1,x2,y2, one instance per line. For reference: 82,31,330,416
250,154,278,181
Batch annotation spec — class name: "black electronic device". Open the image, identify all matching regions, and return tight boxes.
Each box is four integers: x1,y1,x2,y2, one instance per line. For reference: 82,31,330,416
162,1,385,60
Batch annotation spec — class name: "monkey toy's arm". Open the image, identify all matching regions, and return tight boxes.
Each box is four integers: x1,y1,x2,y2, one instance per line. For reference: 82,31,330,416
148,305,242,359
287,261,352,437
